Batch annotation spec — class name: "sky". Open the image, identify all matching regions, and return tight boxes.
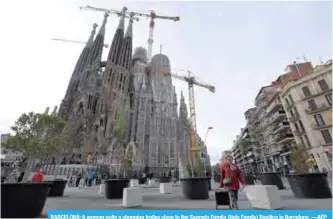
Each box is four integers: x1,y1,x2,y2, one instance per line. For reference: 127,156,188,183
0,0,332,164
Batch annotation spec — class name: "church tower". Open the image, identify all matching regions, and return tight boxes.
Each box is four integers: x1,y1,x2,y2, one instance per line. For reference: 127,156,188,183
58,24,97,120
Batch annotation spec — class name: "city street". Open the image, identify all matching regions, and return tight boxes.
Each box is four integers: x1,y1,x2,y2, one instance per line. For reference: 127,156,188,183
42,180,332,215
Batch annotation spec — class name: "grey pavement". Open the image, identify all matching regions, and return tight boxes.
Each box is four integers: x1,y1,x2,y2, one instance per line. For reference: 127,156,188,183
42,182,332,215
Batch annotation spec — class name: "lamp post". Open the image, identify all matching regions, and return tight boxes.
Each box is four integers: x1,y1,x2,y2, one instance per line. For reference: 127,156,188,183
204,127,213,144
202,126,213,176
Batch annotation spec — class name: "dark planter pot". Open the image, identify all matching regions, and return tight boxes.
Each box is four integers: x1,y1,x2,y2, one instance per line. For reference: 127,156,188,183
259,172,284,189
205,177,212,191
244,175,255,185
45,179,67,197
180,177,209,200
105,179,129,199
286,173,332,199
1,182,52,218
159,176,171,183
138,177,146,184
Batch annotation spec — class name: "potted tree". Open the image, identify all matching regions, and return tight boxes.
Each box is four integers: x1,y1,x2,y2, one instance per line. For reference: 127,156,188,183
239,139,256,185
104,105,130,199
287,145,332,198
1,111,66,218
180,158,210,200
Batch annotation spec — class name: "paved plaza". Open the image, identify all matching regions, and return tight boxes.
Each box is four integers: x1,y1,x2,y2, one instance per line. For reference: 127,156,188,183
42,180,332,215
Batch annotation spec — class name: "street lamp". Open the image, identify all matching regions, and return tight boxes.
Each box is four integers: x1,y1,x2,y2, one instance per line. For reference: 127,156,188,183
202,126,213,176
204,126,213,144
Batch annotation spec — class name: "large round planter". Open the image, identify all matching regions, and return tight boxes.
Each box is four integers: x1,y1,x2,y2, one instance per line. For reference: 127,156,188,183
244,175,255,185
180,177,209,200
105,179,129,199
259,172,284,189
159,176,171,183
1,182,52,218
45,179,68,197
286,173,332,199
138,177,146,184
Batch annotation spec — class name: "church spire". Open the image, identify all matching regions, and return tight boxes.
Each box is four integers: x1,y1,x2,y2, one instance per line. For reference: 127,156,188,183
107,7,127,64
58,24,97,120
118,12,134,69
72,23,97,75
87,13,108,67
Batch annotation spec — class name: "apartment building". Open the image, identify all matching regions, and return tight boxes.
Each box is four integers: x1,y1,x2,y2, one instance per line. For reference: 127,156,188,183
261,90,293,173
280,60,332,171
229,61,316,174
231,107,262,174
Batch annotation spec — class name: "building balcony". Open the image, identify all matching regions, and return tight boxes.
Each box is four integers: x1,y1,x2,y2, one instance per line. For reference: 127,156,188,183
266,101,283,116
302,88,332,101
311,122,332,130
280,145,291,155
288,112,300,123
273,121,290,134
305,103,332,115
269,110,286,124
276,133,294,145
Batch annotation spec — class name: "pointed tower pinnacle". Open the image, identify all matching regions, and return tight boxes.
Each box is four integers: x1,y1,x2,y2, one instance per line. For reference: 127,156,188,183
51,106,58,116
87,13,108,67
87,23,98,48
44,107,50,115
173,86,177,104
107,7,127,64
118,12,133,69
72,23,98,75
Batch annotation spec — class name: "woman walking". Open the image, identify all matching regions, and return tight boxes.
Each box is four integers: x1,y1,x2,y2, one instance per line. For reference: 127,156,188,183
220,154,245,209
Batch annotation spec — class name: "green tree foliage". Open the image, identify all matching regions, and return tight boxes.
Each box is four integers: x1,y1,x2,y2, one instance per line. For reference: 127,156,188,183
290,144,310,173
3,112,66,158
187,159,205,177
113,104,128,139
240,138,251,154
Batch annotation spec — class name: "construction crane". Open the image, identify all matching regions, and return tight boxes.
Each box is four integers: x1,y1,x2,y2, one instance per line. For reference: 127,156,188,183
52,38,109,48
138,62,215,169
80,6,140,21
80,5,180,61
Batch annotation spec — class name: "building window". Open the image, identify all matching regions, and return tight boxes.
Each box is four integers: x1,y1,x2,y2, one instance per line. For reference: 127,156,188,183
314,114,325,126
321,129,332,144
299,120,305,132
285,98,290,107
307,99,317,110
325,93,332,106
304,135,311,148
294,123,300,132
289,109,294,117
302,86,312,97
318,79,329,91
288,94,294,104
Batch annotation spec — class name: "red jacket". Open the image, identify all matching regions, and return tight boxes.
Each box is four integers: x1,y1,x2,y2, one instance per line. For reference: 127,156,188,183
220,162,245,190
31,171,44,183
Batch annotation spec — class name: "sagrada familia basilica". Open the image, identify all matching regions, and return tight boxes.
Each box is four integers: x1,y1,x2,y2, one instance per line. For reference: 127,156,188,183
54,9,210,174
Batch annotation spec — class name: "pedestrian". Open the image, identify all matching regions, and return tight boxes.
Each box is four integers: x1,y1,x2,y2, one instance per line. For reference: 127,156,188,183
31,168,44,183
69,176,73,187
76,172,82,187
220,154,245,210
87,172,93,187
17,172,25,182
